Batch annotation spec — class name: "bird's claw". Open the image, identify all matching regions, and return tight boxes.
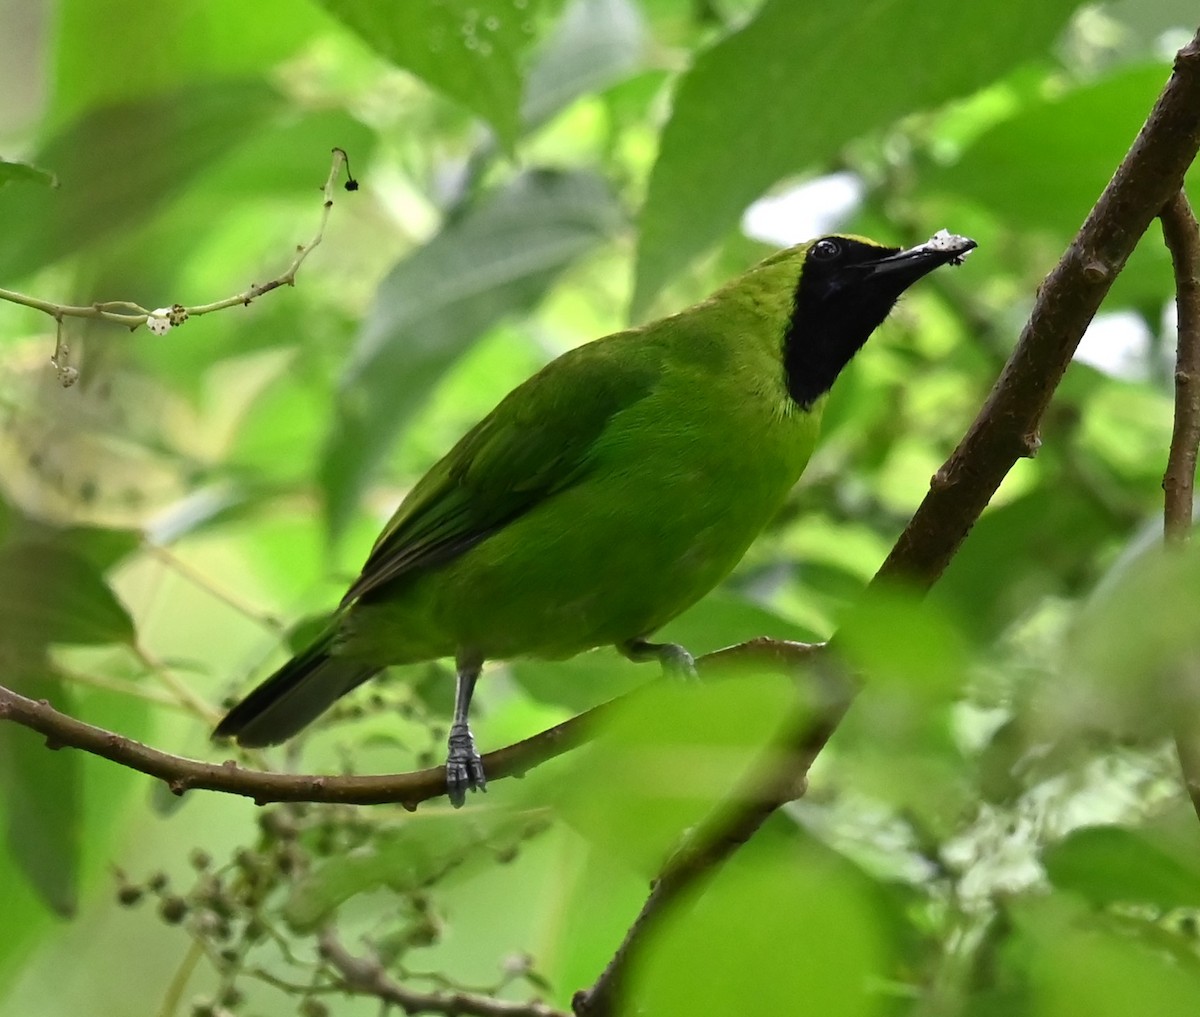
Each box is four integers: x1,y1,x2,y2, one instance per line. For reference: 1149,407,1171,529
445,722,487,808
660,644,698,681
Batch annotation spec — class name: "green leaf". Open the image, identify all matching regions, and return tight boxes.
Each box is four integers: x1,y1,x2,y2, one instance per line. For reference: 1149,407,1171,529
320,168,622,538
1043,825,1200,910
0,661,82,917
632,0,1085,315
1012,897,1200,1017
0,540,135,648
0,159,57,189
634,841,890,1017
51,0,324,126
837,584,968,703
922,64,1171,238
1058,542,1200,738
931,485,1119,642
547,674,800,873
0,82,283,281
0,840,54,994
317,0,548,146
919,62,1191,308
521,0,648,128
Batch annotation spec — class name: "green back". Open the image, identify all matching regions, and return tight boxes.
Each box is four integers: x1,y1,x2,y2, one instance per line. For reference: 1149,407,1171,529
343,241,816,606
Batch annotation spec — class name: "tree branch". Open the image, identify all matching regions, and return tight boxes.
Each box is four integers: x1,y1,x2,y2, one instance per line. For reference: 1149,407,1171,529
318,927,567,1017
0,639,823,810
1158,189,1200,826
0,148,356,385
573,28,1200,1016
876,31,1200,592
1161,190,1200,544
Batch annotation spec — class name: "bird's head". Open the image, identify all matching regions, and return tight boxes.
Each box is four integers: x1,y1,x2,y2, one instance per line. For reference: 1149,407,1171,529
781,231,976,409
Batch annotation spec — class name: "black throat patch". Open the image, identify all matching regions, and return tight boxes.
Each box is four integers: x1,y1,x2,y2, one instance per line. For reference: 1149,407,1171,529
783,237,905,410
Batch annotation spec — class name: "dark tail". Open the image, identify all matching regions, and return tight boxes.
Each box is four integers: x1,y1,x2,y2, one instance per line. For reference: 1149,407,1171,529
214,632,377,748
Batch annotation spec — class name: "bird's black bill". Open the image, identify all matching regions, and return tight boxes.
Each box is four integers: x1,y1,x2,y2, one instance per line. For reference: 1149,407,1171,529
863,234,978,283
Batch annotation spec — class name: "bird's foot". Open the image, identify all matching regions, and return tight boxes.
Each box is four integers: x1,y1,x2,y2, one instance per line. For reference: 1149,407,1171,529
658,643,698,681
620,639,698,681
445,722,487,808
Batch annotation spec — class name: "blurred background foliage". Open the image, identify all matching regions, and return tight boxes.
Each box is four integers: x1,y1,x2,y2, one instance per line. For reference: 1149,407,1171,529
0,0,1199,1014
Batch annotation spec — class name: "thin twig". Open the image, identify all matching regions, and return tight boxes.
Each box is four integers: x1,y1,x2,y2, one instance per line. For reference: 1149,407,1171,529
318,927,567,1017
156,938,205,1017
1160,190,1200,544
1159,189,1200,826
56,664,190,710
0,148,354,358
132,643,224,725
143,541,285,635
0,639,823,809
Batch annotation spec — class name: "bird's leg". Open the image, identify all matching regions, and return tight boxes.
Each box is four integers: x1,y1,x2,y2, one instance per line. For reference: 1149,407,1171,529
619,637,699,680
445,652,486,808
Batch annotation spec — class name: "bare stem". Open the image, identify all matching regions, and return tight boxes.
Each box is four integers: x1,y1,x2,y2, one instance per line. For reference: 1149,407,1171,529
143,541,285,635
1159,189,1200,827
0,148,354,379
1160,190,1200,544
317,927,566,1017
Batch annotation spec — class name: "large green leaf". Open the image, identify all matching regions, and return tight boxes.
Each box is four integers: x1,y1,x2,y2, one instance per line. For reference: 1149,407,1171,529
918,62,1189,309
320,168,622,537
1011,897,1200,1016
0,662,82,917
634,842,890,1017
0,541,135,648
0,82,282,281
0,838,53,995
50,0,324,127
546,673,800,873
632,0,1085,315
521,0,648,128
921,64,1172,237
1059,542,1200,738
930,484,1119,642
1043,825,1200,910
318,0,550,146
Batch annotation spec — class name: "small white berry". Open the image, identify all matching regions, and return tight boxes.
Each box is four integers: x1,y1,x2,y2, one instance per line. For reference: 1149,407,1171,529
147,308,173,336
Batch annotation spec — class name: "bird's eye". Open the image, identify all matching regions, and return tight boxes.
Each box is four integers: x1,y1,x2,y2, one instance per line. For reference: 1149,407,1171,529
810,238,841,261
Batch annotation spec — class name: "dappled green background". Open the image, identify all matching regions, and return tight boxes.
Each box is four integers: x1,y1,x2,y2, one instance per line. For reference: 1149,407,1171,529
1,0,1200,1014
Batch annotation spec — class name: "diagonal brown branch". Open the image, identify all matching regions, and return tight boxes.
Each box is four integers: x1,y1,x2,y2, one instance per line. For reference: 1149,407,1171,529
574,28,1200,1017
876,33,1200,593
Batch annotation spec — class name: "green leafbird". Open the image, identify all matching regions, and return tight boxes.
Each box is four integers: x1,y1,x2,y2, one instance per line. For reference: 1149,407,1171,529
215,231,975,805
